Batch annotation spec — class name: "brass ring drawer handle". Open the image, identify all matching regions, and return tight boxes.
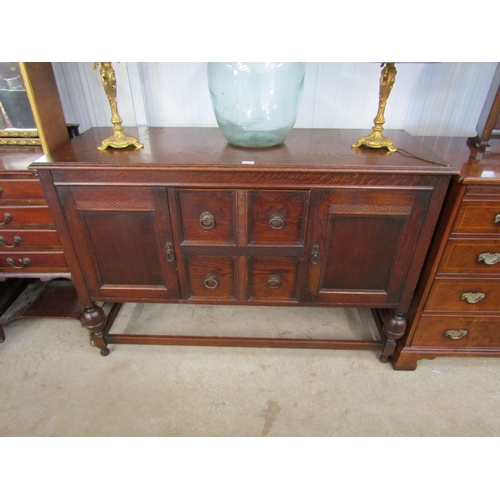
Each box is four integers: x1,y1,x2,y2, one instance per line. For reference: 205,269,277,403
204,273,219,289
267,274,281,289
200,212,215,230
269,213,285,230
0,235,22,248
6,257,31,269
445,329,468,340
478,253,500,265
461,292,485,304
1,213,12,226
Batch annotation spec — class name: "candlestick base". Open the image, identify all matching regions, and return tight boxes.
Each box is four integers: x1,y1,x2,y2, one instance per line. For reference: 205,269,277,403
352,128,397,152
97,126,144,151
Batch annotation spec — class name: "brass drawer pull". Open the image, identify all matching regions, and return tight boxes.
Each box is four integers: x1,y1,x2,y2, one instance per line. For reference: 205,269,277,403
311,244,320,265
1,213,12,226
165,242,175,262
200,212,215,230
204,273,219,289
461,292,486,304
478,253,500,265
269,213,285,230
0,235,22,248
445,329,468,340
267,274,281,289
495,214,500,224
6,257,31,269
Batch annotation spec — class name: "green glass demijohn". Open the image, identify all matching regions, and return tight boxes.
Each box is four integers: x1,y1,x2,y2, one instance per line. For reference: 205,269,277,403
207,62,306,148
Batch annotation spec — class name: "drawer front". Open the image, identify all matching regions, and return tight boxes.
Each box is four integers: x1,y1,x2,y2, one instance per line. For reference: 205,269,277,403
177,190,235,244
248,190,309,245
185,256,236,300
0,206,54,226
454,199,500,234
0,179,46,200
0,251,68,272
0,229,61,250
248,257,301,301
426,278,500,312
411,315,500,348
438,238,500,275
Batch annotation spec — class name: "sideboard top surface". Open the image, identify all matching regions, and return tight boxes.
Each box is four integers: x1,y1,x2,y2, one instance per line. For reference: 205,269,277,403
32,127,456,175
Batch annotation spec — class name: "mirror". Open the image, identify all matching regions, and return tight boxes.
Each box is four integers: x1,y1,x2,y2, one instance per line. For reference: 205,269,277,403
0,62,40,146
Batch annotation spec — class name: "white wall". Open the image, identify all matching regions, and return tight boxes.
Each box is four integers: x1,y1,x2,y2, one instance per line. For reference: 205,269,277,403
52,62,498,137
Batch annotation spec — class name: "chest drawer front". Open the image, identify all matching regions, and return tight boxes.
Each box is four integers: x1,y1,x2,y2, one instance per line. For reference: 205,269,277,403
185,255,236,300
426,278,500,312
454,199,500,234
438,238,500,275
0,251,68,271
0,229,61,250
411,315,500,348
177,190,236,245
0,206,54,226
248,190,309,245
248,256,301,302
0,179,46,200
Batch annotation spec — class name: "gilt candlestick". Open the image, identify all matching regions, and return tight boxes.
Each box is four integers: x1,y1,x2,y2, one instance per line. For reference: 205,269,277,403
352,62,397,153
94,62,143,151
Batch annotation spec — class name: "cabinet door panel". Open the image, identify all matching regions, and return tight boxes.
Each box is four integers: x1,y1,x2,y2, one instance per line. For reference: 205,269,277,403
58,186,180,301
307,188,430,306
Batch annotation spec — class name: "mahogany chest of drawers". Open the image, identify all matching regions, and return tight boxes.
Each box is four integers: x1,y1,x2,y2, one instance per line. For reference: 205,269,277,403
393,137,500,369
0,148,70,278
33,127,455,363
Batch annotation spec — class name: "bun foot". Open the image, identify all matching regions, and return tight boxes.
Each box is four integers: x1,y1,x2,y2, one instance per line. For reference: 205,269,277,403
100,347,110,356
379,354,390,363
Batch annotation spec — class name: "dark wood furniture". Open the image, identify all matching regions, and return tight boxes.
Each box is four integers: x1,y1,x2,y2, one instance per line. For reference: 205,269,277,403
0,148,74,341
392,136,500,369
33,127,456,362
0,63,74,342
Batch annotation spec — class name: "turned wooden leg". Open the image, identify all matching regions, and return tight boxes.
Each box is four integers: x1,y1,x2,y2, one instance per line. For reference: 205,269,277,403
379,311,407,363
81,304,109,356
379,338,396,363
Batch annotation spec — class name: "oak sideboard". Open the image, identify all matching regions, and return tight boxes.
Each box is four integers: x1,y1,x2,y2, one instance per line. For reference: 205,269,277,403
32,127,456,364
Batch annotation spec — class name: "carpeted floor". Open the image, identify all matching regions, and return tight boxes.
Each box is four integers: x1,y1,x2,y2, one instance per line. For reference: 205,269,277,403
1,304,499,437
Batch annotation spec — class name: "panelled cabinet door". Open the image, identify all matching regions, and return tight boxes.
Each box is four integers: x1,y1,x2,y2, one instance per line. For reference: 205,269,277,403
306,187,431,307
57,186,180,301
